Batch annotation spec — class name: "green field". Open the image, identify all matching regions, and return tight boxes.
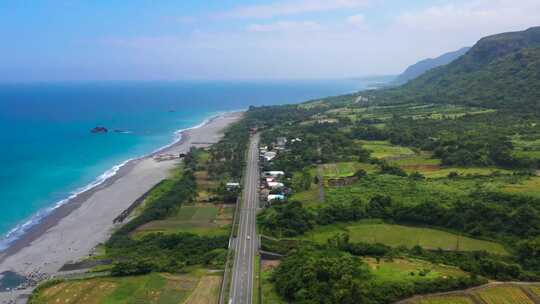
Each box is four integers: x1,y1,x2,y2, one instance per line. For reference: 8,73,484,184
320,162,378,177
298,222,508,254
531,286,540,297
414,296,474,304
30,272,218,304
260,262,286,304
503,176,540,198
366,257,467,283
359,140,416,159
135,204,233,237
325,172,529,207
325,173,470,206
475,285,535,304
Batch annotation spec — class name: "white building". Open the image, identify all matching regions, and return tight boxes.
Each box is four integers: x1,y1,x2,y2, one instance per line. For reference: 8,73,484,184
267,194,285,202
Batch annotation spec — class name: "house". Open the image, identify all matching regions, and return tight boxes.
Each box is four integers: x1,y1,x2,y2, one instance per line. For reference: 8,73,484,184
226,182,240,191
291,138,302,143
276,137,288,147
267,194,285,202
267,182,284,189
264,171,285,178
263,151,277,162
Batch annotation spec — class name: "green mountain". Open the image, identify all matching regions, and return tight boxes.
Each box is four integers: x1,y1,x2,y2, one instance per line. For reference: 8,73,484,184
380,26,540,113
393,47,470,85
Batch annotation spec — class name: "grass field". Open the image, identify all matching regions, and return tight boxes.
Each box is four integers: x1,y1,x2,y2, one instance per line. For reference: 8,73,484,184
408,284,540,304
502,176,540,199
325,173,470,207
386,151,512,178
366,257,466,283
320,162,378,177
359,140,416,159
135,203,234,237
298,222,508,254
474,285,535,304
184,275,222,304
530,286,540,297
261,260,286,304
413,296,474,304
325,172,529,208
32,272,201,304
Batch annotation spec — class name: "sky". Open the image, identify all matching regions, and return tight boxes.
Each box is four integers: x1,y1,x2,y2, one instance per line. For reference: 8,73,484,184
1,0,540,82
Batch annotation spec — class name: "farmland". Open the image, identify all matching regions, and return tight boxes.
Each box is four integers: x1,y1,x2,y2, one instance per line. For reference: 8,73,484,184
260,260,286,304
365,257,467,283
320,162,378,177
503,176,540,199
359,140,416,159
405,284,540,304
414,296,474,304
474,285,535,304
298,221,508,254
30,271,222,304
134,203,234,237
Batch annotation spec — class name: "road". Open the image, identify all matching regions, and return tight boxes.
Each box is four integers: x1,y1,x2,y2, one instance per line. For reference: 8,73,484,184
230,134,259,304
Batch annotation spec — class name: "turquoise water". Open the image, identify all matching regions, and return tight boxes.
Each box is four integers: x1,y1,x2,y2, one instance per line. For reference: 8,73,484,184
0,80,379,249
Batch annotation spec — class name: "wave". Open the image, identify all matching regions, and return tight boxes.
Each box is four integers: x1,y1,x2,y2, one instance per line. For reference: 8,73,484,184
0,111,237,251
0,158,133,251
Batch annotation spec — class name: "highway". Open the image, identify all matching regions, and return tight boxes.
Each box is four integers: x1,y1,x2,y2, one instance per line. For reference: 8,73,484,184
229,134,259,304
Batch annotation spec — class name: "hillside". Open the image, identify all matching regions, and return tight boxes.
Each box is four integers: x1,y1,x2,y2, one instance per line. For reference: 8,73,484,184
375,26,540,113
393,47,470,85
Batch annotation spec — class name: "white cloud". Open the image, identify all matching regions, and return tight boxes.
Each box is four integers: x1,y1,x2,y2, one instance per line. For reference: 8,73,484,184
396,0,540,35
247,21,323,33
99,0,540,80
216,0,370,19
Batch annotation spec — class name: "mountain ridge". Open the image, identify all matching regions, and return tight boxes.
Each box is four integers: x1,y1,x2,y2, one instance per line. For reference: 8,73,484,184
375,26,540,113
393,47,470,85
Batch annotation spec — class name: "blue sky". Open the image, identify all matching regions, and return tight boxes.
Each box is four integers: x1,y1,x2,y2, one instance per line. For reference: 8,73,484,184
1,0,539,82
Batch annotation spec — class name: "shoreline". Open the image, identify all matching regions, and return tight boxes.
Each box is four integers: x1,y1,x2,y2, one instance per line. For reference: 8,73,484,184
0,111,233,259
0,111,243,288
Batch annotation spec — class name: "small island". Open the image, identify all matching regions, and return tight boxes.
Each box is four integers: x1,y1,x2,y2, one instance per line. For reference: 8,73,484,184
90,126,108,134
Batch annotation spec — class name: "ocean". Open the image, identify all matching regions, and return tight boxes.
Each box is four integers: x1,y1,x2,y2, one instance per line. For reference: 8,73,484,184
0,79,387,250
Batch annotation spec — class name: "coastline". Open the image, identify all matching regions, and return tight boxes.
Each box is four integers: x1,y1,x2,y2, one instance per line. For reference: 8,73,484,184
0,112,230,253
0,111,243,301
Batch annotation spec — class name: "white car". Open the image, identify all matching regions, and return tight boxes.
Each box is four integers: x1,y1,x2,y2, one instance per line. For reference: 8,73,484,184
247,235,251,240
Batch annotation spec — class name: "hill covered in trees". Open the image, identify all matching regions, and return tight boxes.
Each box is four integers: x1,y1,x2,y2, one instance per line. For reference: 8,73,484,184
371,26,540,113
393,47,470,85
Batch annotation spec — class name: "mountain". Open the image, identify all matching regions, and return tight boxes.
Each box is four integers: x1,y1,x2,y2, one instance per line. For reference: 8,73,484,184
393,47,470,85
380,26,540,113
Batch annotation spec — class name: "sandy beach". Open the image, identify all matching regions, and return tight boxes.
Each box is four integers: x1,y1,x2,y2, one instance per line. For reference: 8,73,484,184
0,111,243,303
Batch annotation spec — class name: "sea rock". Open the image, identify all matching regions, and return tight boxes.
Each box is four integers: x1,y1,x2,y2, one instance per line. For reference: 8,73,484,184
91,126,108,134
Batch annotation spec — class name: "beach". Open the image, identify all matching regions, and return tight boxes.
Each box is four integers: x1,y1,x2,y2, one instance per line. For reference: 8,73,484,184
0,111,243,303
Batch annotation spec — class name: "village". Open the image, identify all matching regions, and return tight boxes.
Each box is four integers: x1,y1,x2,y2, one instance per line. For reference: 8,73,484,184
258,136,298,207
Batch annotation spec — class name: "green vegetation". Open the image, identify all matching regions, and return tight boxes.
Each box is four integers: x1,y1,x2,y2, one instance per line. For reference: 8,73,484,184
321,162,378,177
365,257,467,283
474,285,535,304
29,272,207,304
371,27,540,114
135,204,233,237
359,140,415,159
414,296,474,304
261,261,287,304
503,176,540,198
299,222,508,255
269,247,485,304
531,286,540,296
